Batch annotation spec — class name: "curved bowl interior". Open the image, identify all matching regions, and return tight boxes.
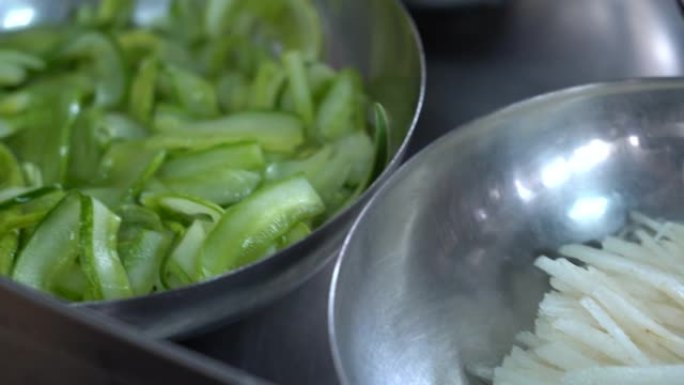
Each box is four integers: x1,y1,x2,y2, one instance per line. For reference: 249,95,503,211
330,79,684,385
0,0,424,337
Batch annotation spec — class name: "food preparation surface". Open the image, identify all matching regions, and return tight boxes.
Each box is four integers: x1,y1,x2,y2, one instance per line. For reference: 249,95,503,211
183,1,684,384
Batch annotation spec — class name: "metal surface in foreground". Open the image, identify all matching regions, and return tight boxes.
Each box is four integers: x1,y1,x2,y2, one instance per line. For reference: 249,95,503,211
0,279,268,384
330,78,684,385
0,0,425,338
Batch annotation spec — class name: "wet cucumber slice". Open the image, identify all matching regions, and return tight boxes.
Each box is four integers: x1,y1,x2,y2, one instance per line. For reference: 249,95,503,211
129,56,158,123
60,31,127,108
12,193,81,291
146,111,305,153
119,229,172,296
159,142,265,177
198,176,324,278
140,192,224,223
0,230,19,276
79,195,133,300
164,219,207,289
160,168,261,206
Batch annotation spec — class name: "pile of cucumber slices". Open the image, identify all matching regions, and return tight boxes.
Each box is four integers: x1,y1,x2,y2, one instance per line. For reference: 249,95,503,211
0,0,387,301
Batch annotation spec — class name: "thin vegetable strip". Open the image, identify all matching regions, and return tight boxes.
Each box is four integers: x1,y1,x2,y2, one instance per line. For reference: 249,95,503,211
487,213,684,385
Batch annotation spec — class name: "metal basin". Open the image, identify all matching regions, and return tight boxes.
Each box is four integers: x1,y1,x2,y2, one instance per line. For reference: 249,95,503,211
330,79,684,384
0,0,425,338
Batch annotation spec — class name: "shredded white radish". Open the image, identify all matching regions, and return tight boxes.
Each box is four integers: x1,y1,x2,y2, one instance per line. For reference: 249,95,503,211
562,365,684,385
490,213,684,384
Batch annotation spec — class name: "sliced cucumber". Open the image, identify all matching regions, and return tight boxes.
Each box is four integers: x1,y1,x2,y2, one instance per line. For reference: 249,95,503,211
12,193,81,291
79,195,133,300
198,176,324,278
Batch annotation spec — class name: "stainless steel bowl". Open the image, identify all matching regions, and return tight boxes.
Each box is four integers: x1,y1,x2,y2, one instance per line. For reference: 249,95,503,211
0,0,425,338
329,79,684,384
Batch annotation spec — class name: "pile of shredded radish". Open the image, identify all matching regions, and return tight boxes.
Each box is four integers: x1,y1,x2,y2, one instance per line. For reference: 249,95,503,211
490,212,684,385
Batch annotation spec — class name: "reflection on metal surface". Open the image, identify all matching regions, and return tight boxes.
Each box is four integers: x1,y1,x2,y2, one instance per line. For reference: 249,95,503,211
489,188,501,200
627,1,681,75
567,196,609,223
540,139,611,189
2,6,34,29
540,157,570,189
570,139,611,173
514,179,533,201
629,135,640,147
653,33,679,74
0,280,270,385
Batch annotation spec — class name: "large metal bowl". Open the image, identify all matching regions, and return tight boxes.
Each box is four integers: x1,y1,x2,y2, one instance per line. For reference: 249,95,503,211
329,79,684,384
0,0,424,338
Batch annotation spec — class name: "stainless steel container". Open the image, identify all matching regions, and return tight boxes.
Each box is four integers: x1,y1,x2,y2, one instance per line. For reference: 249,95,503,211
0,0,425,338
330,79,684,384
0,279,268,384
